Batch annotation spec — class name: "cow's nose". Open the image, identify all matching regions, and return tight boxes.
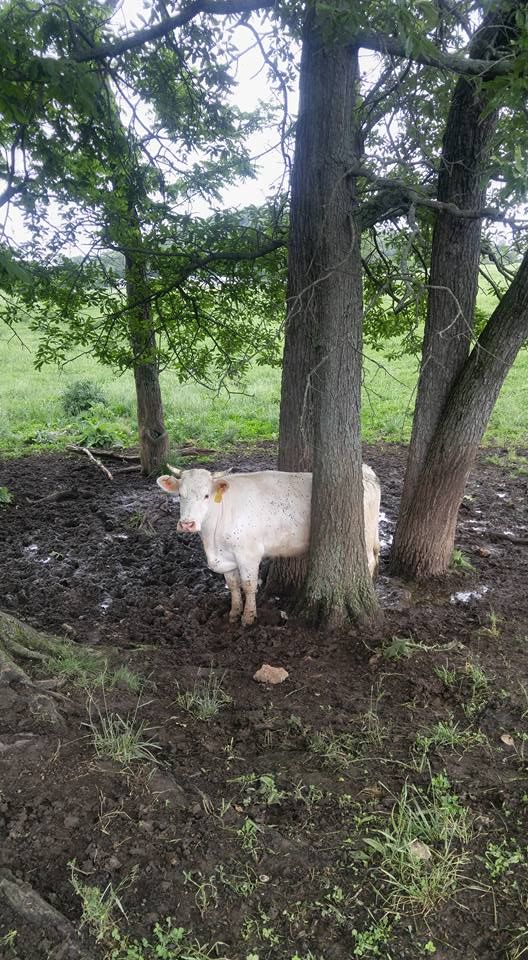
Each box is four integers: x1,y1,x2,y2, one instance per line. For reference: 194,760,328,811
180,520,196,532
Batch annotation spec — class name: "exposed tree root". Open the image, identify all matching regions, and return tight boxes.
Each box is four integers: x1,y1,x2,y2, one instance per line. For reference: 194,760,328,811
0,869,89,959
0,611,74,725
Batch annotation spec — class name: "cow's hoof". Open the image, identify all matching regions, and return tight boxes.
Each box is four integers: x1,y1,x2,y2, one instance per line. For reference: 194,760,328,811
241,615,257,627
229,612,242,623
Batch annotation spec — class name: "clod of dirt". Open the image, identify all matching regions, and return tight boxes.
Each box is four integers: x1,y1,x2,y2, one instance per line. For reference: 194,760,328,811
408,839,432,860
253,663,289,684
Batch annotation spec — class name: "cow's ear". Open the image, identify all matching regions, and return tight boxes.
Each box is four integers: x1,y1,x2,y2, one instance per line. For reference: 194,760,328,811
213,478,230,502
157,475,181,494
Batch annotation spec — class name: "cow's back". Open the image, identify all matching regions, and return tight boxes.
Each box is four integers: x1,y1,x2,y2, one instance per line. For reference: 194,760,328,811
219,470,312,559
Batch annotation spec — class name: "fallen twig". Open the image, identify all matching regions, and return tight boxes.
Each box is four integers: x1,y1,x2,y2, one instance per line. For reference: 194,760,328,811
178,446,217,456
66,445,113,480
489,531,528,546
27,489,79,505
85,448,140,462
115,465,142,473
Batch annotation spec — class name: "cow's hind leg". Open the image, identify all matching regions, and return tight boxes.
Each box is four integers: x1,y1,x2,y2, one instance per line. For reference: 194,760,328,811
236,557,260,626
224,569,243,623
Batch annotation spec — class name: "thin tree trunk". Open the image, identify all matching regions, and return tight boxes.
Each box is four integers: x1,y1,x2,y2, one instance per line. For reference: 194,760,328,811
391,2,521,576
125,251,169,476
393,248,528,579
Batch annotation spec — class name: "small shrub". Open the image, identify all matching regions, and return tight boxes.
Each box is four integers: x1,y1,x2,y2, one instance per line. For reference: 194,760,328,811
451,548,475,574
0,485,13,507
61,379,107,416
73,405,133,448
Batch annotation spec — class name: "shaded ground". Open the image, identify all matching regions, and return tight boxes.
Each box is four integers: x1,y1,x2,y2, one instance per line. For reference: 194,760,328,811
1,442,528,960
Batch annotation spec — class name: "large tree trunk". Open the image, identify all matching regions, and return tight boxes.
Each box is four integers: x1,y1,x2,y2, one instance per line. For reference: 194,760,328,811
390,2,520,577
276,14,379,625
393,248,528,579
125,250,169,477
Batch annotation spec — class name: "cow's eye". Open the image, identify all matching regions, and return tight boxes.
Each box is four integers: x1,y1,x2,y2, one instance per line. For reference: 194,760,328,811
204,494,209,500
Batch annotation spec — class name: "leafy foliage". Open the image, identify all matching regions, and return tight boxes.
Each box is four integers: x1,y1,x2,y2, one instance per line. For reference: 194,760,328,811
61,379,107,416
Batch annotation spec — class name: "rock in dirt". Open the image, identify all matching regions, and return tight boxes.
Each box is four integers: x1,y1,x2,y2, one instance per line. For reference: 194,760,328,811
253,663,289,684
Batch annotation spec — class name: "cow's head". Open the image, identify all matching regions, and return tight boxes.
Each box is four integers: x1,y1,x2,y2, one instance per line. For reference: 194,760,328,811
157,466,231,533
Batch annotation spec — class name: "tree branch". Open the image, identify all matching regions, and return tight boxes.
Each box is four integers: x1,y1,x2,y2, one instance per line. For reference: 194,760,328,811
355,29,514,79
353,166,519,224
0,179,30,208
74,0,275,62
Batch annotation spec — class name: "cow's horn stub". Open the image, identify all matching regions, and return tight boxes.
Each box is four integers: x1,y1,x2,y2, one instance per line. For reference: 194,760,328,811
212,468,233,481
167,464,182,477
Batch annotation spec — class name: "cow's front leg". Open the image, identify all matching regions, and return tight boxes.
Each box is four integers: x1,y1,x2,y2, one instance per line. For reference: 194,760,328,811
224,569,243,622
236,557,260,626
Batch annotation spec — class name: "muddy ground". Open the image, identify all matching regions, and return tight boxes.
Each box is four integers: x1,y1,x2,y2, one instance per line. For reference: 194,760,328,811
0,443,527,960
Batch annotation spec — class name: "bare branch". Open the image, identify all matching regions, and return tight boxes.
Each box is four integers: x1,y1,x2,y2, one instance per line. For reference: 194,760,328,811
353,166,521,224
355,29,514,78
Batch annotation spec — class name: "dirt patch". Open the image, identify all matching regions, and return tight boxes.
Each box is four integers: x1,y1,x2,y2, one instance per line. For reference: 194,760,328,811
1,443,528,960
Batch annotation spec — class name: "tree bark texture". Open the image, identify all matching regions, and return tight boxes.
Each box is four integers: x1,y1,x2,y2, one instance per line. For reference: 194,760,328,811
278,13,379,625
0,610,66,724
391,1,522,577
125,249,169,476
392,248,528,579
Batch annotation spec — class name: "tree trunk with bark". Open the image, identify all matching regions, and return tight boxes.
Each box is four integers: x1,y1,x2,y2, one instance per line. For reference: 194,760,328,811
391,1,521,577
276,13,379,625
393,248,528,579
125,249,169,477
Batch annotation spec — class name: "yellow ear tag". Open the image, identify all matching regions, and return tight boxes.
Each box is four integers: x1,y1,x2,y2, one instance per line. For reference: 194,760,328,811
214,489,223,503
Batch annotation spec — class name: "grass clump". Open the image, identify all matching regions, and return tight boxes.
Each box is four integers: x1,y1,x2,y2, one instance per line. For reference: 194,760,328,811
462,660,492,719
109,920,226,959
86,700,161,766
175,671,232,721
69,860,137,943
0,485,13,506
45,642,141,692
308,728,359,769
69,867,225,959
364,775,473,914
414,717,487,770
451,548,476,574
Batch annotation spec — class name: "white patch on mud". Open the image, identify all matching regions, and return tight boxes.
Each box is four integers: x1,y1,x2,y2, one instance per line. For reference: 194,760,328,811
100,597,113,612
450,586,489,604
378,511,394,549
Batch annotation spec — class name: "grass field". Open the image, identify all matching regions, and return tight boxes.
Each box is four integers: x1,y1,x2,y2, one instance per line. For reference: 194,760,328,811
1,285,527,456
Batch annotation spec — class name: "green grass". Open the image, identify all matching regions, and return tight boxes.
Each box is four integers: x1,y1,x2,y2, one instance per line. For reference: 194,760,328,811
364,775,473,914
174,672,233,722
1,273,528,456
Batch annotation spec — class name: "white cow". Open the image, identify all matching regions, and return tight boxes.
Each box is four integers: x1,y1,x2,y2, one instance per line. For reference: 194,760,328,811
157,466,380,626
